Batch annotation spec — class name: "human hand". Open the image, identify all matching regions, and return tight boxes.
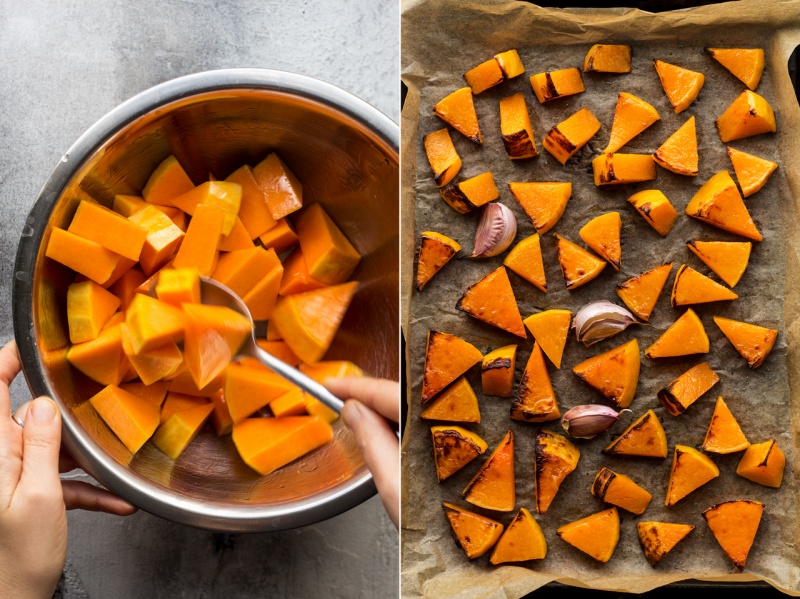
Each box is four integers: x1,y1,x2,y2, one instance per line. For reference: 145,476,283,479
324,377,399,529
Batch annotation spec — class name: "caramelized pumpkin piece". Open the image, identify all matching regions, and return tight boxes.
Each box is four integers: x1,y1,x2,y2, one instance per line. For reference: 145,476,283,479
605,92,660,153
462,430,515,512
442,502,503,559
534,430,579,514
579,212,621,270
573,339,640,409
421,331,483,404
464,50,524,95
593,153,656,186
423,128,462,187
716,90,776,143
434,87,482,144
653,60,705,113
603,409,668,458
703,396,750,454
511,343,559,423
637,522,695,566
591,467,652,515
440,172,499,214
415,231,461,291
584,44,631,73
46,227,122,286
628,190,679,237
554,234,606,290
508,182,571,234
657,362,720,416
523,310,570,369
557,507,620,563
616,263,673,321
481,345,517,397
645,308,709,358
68,201,148,262
654,116,698,176
736,440,785,488
489,508,547,564
294,203,360,285
530,68,585,104
713,316,778,368
420,377,480,423
665,445,719,506
703,499,763,570
499,93,537,159
456,266,526,337
431,426,488,481
252,153,303,220
728,147,778,198
707,47,764,90
89,384,160,453
542,107,601,165
503,234,547,292
687,240,751,288
671,265,738,306
67,281,121,344
495,50,525,79
153,402,215,460
142,155,195,206
685,171,761,241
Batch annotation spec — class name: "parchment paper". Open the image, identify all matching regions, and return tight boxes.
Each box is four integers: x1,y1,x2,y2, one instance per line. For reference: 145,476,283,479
401,1,800,596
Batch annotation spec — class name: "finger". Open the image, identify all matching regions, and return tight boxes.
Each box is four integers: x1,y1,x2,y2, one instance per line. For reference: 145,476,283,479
0,402,25,510
341,399,399,528
62,480,138,515
324,377,399,423
19,397,63,498
0,340,22,434
59,448,80,474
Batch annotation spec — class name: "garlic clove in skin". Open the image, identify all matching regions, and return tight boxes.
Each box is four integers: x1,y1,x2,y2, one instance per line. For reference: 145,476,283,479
561,404,627,439
471,202,517,258
573,300,638,346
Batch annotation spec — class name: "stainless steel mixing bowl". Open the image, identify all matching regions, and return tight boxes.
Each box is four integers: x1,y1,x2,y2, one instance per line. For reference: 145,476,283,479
12,69,399,532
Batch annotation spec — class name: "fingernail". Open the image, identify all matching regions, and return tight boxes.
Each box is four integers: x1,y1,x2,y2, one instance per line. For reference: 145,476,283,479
30,398,56,421
341,400,363,429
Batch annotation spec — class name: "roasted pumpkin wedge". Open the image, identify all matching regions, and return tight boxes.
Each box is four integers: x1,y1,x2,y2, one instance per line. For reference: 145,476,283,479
603,409,668,458
703,500,763,570
653,60,705,113
727,147,778,197
499,93,538,159
616,263,673,321
687,240,751,288
423,128,462,187
605,92,660,153
671,265,738,306
440,172,499,214
554,234,606,290
534,429,580,514
542,107,602,165
503,234,547,292
457,266,525,337
415,231,461,291
420,377,481,423
495,49,525,80
579,212,621,270
637,522,695,566
686,171,761,241
433,87,482,144
523,310,571,368
511,342,560,423
592,467,652,515
481,345,517,397
431,426,488,482
464,49,525,94
584,44,631,73
557,507,620,563
593,153,657,186
442,502,504,559
573,339,640,409
707,47,764,90
703,396,750,454
736,440,785,488
462,430,515,512
645,308,709,358
421,331,483,404
489,507,547,564
657,362,720,416
716,90,776,143
654,116,698,176
628,190,679,237
713,316,778,368
530,67,585,104
508,182,571,234
665,445,719,506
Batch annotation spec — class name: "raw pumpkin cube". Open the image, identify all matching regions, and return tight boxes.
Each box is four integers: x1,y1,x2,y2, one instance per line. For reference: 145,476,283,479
530,68,585,104
168,369,225,398
252,153,303,220
120,381,170,408
573,339,640,409
224,362,295,423
665,445,719,506
534,430,579,514
703,499,763,570
511,342,559,423
172,203,225,277
603,409,667,458
481,345,517,397
503,234,546,292
299,359,364,382
423,128,462,187
153,402,215,460
120,324,183,386
127,205,185,276
671,265,738,306
269,387,307,418
241,260,283,320
687,240,751,288
67,324,129,386
579,212,621,270
591,467,652,515
103,257,138,289
508,182,571,235
713,316,778,368
170,181,241,236
89,384,161,453
637,522,695,566
557,507,620,563
499,93,537,160
66,280,121,344
654,116,698,176
616,262,673,321
420,330,483,404
703,396,750,454
653,60,704,113
142,155,195,206
294,203,360,285
420,377,480,423
584,44,631,73
442,502,503,559
461,430,515,512
68,201,148,261
108,267,146,310
45,227,122,285
707,47,764,90
593,153,656,186
153,205,187,232
657,362,720,416
112,194,147,217
125,294,185,355
463,59,504,95
628,190,679,237
256,340,301,367
716,90,776,143
736,440,785,488
225,165,276,239
645,308,709,358
523,310,570,369
259,218,299,253
456,266,526,337
160,392,209,423
489,508,547,564
686,171,761,241
728,147,778,197
218,217,254,252
439,172,499,214
212,246,281,298
605,92,660,153
155,268,200,307
554,233,606,290
415,231,461,292
542,107,601,165
433,88,482,144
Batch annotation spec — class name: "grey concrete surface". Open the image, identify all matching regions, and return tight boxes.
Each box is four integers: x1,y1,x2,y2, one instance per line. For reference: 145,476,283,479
0,1,399,598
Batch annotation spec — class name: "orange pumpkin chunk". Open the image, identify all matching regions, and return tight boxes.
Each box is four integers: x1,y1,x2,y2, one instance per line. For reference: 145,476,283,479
45,227,121,285
686,171,761,241
605,92,660,153
530,68,585,104
523,310,570,368
109,268,147,311
299,360,363,420
503,234,547,292
481,345,517,397
225,165,276,239
573,339,640,409
534,430,580,513
646,309,709,358
499,93,537,159
543,107,601,165
431,426,488,481
420,331,483,404
653,60,704,113
654,116,698,176
120,381,169,408
420,377,480,423
584,44,631,73
628,190,679,237
463,59,504,95
259,218,299,253
212,246,281,298
120,324,183,386
208,390,233,436
224,362,294,423
511,343,559,423
67,324,128,386
604,409,668,458
713,316,778,368
415,231,461,291
280,248,327,296
256,340,301,367
456,266,525,337
294,203,360,285
153,402,214,459
155,268,200,307
68,201,148,261
489,508,547,564
89,384,160,453
241,260,283,320
252,153,303,220
687,240,751,288
554,234,606,290
124,294,185,355
232,415,333,476
737,440,785,488
113,194,147,217
442,502,503,559
637,522,695,566
218,217,254,252
616,263,672,321
728,147,778,198
142,155,195,206
671,265,738,306
170,182,241,236
66,281,121,344
508,182,571,234
716,90,776,143
439,172,499,214
579,212,621,270
593,153,656,186
591,467,652,515
433,87,482,144
494,50,525,79
703,396,750,454
707,47,764,90
703,499,763,570
127,205,185,276
269,387,307,418
557,507,620,563
168,369,224,398
665,445,719,506
172,203,224,276
462,430,515,512
423,128,462,187
657,362,720,416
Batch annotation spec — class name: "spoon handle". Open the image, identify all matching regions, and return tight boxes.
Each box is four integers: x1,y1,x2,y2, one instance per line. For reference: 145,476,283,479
250,344,345,413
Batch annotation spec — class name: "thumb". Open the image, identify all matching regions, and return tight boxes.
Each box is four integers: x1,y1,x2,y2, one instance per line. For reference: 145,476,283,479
20,397,63,496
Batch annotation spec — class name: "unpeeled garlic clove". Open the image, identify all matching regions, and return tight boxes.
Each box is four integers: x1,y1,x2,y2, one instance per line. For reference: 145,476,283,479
561,404,625,439
573,300,638,346
471,202,517,258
